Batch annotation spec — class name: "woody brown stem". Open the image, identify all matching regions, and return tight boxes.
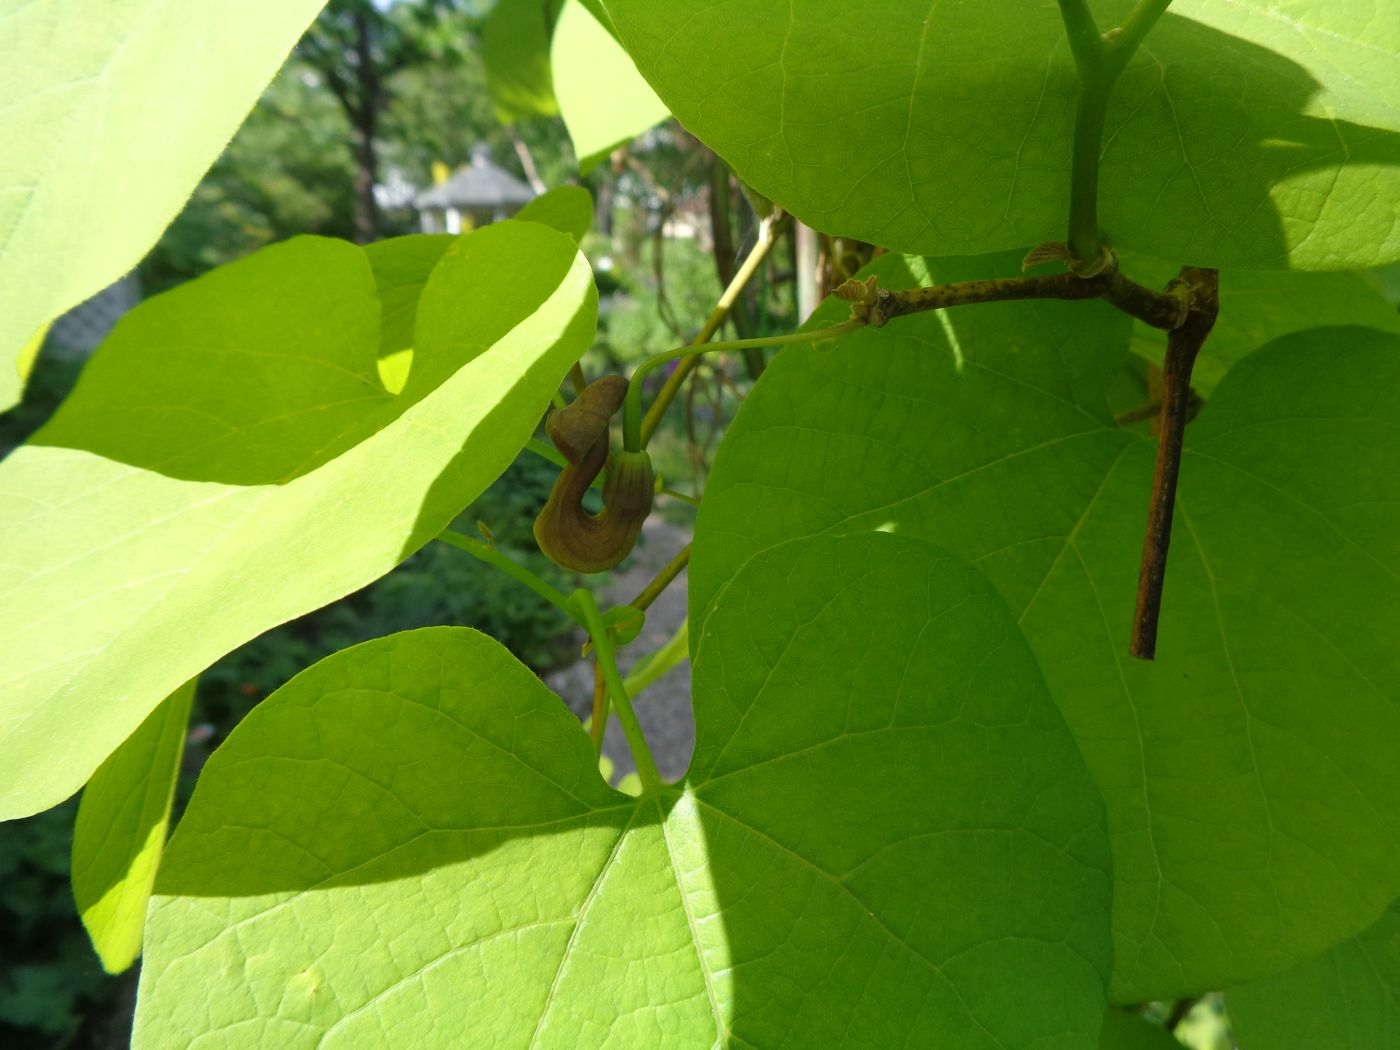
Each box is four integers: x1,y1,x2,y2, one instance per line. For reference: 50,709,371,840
1130,267,1219,660
869,265,1188,331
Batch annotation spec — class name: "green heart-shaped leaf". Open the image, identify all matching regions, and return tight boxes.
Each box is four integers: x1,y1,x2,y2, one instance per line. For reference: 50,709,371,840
692,252,1400,1000
601,0,1400,269
0,221,595,819
1120,257,1400,394
136,533,1112,1047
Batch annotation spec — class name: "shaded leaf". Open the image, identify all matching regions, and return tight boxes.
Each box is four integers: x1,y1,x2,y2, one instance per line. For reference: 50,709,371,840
1121,257,1400,394
601,0,1400,268
516,185,595,242
481,0,562,122
692,252,1400,1000
136,533,1112,1047
0,0,326,410
363,233,454,393
1098,1011,1183,1049
0,221,596,819
1227,899,1400,1050
71,680,196,974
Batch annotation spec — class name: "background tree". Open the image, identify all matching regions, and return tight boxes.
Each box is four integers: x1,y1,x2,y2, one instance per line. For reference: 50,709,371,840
294,0,479,242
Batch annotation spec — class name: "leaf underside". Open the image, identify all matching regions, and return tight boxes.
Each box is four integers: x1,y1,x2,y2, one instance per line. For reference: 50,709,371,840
0,221,596,819
691,252,1400,1000
0,0,327,409
553,0,672,173
137,533,1112,1048
1227,898,1400,1050
71,679,196,974
601,0,1400,269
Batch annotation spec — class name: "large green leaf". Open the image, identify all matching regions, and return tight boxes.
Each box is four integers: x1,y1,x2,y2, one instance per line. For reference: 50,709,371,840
601,0,1400,269
1098,1012,1182,1050
136,534,1113,1047
1227,899,1400,1049
691,252,1400,1001
1122,257,1400,394
0,0,327,411
71,679,195,974
553,0,671,173
0,221,595,820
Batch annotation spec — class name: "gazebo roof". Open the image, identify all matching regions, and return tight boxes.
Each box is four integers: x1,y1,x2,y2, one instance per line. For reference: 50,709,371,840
414,147,535,210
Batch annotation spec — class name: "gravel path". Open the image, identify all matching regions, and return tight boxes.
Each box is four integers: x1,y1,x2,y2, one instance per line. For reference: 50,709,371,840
545,518,695,782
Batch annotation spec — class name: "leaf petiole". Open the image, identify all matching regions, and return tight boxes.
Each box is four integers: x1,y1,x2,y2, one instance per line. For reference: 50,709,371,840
637,211,787,448
1057,0,1174,266
436,528,578,621
571,588,664,794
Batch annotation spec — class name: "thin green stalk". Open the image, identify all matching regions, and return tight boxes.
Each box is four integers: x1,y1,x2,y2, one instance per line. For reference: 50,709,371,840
526,435,567,470
582,618,691,738
572,589,664,794
629,543,690,613
437,528,578,621
660,487,700,507
622,619,689,698
624,320,863,452
639,212,785,447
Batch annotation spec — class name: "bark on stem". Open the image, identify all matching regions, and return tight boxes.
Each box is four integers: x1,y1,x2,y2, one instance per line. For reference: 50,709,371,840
1130,267,1219,660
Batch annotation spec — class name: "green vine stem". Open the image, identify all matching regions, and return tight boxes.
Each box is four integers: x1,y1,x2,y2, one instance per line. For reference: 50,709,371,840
587,542,690,751
624,320,863,452
437,528,578,619
583,618,691,742
638,211,786,447
629,543,691,613
1058,0,1175,267
572,588,664,794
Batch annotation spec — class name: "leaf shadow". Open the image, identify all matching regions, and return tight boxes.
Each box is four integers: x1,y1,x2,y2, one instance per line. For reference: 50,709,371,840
1101,11,1400,266
145,531,1116,1046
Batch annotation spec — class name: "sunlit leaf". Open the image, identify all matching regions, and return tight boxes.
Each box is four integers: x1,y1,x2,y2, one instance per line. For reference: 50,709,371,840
137,534,1112,1047
71,679,195,974
0,221,595,819
516,185,595,242
693,252,1400,1000
553,0,671,173
481,0,561,122
0,0,326,410
602,0,1400,268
